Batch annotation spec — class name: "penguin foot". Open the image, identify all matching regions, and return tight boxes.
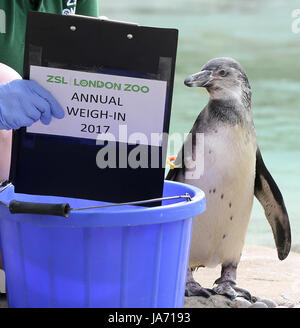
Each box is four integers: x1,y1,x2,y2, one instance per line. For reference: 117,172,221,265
185,281,213,298
212,282,252,301
212,263,252,301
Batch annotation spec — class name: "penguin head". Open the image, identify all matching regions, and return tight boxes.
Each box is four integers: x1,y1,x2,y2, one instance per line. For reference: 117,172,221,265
184,57,251,100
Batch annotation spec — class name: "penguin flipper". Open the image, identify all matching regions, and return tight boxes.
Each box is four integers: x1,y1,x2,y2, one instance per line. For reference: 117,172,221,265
254,147,291,260
166,146,186,181
166,167,181,181
166,108,206,182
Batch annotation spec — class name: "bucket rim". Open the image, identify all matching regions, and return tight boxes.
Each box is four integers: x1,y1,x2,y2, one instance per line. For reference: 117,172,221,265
0,180,206,227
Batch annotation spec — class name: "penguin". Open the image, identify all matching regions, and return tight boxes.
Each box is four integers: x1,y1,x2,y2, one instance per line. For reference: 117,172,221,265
167,57,291,300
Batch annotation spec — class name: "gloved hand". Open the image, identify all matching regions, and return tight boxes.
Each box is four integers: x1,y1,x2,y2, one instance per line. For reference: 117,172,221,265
0,79,65,130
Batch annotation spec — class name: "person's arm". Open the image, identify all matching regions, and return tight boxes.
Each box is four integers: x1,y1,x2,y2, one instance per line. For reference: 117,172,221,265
76,0,99,17
0,63,22,83
0,63,21,184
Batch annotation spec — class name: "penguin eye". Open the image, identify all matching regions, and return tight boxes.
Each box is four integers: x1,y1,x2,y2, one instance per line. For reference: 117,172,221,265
219,69,227,77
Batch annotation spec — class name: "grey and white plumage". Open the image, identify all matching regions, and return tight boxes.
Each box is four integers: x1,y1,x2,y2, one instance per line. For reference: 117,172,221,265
167,57,291,299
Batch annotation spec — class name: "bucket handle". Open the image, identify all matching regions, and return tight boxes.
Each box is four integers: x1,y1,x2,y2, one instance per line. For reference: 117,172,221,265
0,182,192,218
9,200,71,218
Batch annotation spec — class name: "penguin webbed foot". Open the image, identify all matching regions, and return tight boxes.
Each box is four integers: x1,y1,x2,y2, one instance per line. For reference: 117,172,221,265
212,281,252,301
212,263,252,301
185,281,214,298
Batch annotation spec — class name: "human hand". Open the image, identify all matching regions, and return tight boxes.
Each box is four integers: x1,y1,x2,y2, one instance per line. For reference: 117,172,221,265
0,79,64,130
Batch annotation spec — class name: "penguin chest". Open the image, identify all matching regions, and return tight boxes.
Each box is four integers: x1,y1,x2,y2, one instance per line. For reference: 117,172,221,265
188,125,257,268
203,125,256,192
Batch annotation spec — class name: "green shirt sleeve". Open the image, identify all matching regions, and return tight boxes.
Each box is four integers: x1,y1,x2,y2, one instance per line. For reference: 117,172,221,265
76,0,99,17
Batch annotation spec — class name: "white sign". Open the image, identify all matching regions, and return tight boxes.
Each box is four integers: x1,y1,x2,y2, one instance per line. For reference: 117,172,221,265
27,66,167,146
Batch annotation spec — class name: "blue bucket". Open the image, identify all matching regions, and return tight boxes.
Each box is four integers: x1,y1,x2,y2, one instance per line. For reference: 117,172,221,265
0,180,205,308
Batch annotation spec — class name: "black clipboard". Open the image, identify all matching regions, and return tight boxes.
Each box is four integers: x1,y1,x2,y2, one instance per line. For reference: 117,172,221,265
9,12,178,204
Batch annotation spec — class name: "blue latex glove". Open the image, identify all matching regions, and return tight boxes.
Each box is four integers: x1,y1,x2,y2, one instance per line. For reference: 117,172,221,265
0,79,65,130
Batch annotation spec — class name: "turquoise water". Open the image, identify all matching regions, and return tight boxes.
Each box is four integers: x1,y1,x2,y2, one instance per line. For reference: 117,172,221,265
100,0,300,252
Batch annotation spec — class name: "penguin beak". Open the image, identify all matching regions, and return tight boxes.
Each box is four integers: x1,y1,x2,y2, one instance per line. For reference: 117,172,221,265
184,70,212,87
